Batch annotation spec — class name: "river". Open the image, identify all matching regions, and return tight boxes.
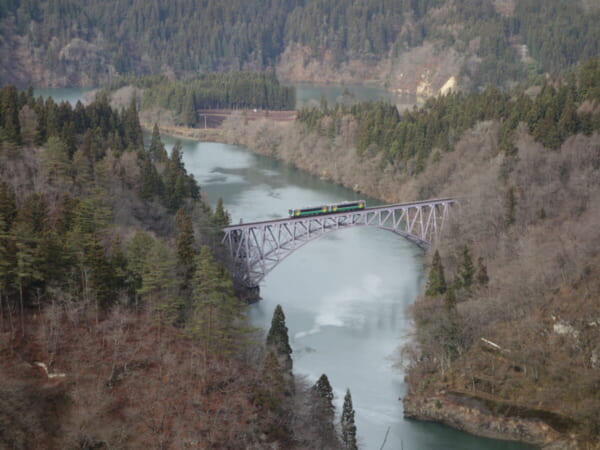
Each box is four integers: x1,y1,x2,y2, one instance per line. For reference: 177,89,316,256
37,87,534,450
173,138,533,450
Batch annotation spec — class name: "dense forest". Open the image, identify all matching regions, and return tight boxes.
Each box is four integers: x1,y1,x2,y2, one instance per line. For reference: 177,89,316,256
223,59,600,446
0,0,599,89
297,58,600,172
0,86,355,448
105,72,296,127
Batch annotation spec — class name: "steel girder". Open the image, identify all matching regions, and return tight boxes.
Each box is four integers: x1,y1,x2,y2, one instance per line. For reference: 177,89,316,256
222,198,457,287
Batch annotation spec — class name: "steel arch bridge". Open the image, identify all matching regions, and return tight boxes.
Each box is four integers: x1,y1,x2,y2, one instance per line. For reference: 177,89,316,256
222,197,457,287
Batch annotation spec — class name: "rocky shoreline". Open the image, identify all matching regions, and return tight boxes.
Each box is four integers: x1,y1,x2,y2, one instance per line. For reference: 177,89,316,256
402,391,580,448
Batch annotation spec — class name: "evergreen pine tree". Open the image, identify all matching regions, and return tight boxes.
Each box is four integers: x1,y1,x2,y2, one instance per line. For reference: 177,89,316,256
126,231,156,303
260,350,285,411
34,97,47,145
72,148,94,190
0,182,17,231
190,246,247,359
175,208,196,288
34,229,66,285
444,284,457,311
139,240,178,322
11,222,40,335
56,194,79,236
124,95,144,150
0,85,22,144
459,244,475,290
163,141,186,211
85,233,116,309
73,100,88,133
182,93,197,127
425,250,446,296
557,92,578,139
61,121,77,158
19,193,49,234
441,311,461,363
139,154,162,200
213,197,231,228
476,257,489,286
311,373,338,446
340,389,358,450
149,123,168,162
266,304,293,373
0,216,12,330
43,136,71,183
44,98,58,139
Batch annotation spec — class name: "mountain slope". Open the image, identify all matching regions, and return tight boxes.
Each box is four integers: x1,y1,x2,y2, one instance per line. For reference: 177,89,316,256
1,0,598,93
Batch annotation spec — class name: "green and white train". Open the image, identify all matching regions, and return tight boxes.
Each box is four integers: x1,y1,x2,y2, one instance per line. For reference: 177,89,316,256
288,200,366,217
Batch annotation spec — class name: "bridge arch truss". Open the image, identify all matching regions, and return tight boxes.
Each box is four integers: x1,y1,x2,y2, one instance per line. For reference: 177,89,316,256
222,198,457,287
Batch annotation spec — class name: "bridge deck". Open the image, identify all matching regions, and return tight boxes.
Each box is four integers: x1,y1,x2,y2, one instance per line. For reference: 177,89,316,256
223,197,457,230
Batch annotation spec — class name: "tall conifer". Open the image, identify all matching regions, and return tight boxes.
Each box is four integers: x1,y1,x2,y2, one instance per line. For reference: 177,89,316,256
124,95,143,150
190,246,246,358
341,389,358,450
0,182,17,231
213,197,231,228
175,209,196,287
43,136,71,183
182,93,197,127
149,123,168,162
0,85,22,144
444,284,457,311
459,244,475,290
425,250,446,296
311,373,338,445
266,304,293,372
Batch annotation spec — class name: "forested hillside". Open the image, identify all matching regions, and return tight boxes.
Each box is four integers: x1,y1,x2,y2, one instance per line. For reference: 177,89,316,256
297,58,600,172
105,72,296,127
0,86,347,448
222,59,600,446
0,0,598,91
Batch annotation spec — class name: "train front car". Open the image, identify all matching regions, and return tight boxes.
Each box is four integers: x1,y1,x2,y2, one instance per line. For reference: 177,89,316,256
289,204,330,217
330,200,366,213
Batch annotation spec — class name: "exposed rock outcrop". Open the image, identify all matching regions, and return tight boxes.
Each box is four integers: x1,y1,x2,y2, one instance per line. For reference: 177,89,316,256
403,391,571,447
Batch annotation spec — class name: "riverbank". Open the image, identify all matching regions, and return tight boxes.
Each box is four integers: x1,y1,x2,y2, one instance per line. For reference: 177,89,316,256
141,121,228,143
402,391,579,449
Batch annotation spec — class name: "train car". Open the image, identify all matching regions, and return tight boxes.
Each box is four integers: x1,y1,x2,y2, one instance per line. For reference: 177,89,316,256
288,200,366,218
288,204,329,217
330,200,366,213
